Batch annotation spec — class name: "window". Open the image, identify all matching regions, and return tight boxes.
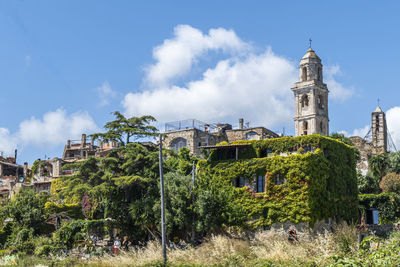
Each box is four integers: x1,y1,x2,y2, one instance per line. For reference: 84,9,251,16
302,121,308,136
246,131,259,140
318,95,324,109
170,137,187,151
318,67,322,81
375,115,380,131
320,121,324,132
232,177,246,188
275,174,286,185
301,94,309,108
302,67,307,81
257,175,265,192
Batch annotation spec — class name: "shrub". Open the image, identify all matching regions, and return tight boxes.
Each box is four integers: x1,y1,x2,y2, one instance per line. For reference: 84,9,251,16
380,172,400,193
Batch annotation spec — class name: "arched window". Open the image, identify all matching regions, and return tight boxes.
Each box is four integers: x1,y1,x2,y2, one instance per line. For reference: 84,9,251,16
301,94,309,108
302,67,307,81
246,131,259,140
170,137,187,151
318,67,322,81
375,115,380,132
318,95,324,109
302,121,308,136
320,121,324,132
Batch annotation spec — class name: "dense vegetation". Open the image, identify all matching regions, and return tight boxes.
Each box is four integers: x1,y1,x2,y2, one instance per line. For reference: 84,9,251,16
202,134,358,227
0,118,400,266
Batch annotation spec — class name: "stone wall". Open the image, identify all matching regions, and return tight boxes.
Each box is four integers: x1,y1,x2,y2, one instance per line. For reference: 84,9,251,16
225,127,278,142
163,128,226,156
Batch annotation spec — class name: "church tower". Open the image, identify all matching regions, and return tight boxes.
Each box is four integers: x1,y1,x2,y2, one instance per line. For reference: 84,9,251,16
371,106,387,154
292,47,329,136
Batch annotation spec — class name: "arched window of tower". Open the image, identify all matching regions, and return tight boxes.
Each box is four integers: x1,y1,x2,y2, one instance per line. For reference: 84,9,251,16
318,67,322,81
302,67,307,81
375,115,379,131
302,121,308,136
320,121,324,132
301,94,309,108
318,95,324,109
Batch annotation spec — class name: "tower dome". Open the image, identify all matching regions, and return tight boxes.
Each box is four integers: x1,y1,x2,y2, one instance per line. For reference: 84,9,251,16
301,48,320,60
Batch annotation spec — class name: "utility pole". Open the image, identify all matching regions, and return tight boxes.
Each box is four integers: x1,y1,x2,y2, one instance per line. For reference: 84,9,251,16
191,161,196,243
158,134,167,265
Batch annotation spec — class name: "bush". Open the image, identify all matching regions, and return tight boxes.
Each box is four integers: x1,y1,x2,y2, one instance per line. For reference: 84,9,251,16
380,172,400,194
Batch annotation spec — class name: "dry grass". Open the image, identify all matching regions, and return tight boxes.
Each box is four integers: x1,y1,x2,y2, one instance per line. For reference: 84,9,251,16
87,223,359,267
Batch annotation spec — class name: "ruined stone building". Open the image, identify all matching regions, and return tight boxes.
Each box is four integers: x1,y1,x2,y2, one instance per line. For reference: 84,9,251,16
350,106,389,173
292,48,329,136
162,118,279,156
0,154,28,197
33,134,119,192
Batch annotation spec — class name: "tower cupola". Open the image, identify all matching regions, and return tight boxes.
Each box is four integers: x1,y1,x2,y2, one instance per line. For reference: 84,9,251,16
292,45,329,137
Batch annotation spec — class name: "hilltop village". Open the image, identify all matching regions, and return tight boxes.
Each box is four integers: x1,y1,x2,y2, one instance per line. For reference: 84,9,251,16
0,47,398,264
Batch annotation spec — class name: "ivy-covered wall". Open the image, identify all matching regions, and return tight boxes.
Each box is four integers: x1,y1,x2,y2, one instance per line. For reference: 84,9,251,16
198,135,358,229
359,193,400,224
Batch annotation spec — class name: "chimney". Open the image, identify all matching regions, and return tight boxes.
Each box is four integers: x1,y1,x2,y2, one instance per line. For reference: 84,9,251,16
14,149,17,162
23,162,28,178
239,118,244,130
67,140,71,148
81,134,86,148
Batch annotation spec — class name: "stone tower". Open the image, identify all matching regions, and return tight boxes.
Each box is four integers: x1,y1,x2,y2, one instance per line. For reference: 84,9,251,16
371,106,387,154
292,48,329,136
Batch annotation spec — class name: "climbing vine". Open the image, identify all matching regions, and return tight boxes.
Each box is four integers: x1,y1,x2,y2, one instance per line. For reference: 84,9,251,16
198,134,358,229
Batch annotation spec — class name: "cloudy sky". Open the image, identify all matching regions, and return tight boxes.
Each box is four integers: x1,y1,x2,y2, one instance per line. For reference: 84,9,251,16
1,1,400,164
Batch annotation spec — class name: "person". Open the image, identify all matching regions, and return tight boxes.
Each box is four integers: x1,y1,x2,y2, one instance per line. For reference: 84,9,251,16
288,229,298,243
122,235,131,251
112,236,121,255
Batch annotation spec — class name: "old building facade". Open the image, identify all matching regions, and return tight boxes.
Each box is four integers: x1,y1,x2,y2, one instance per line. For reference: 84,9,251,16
350,106,388,174
162,118,279,156
292,48,329,136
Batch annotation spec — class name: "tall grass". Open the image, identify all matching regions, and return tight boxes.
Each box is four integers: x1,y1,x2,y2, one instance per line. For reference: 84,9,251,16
87,223,359,266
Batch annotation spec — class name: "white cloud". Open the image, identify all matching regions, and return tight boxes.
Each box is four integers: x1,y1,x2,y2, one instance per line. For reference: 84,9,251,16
97,81,116,107
145,24,249,87
125,48,296,128
123,25,354,131
324,65,354,101
338,125,370,138
387,106,400,150
0,109,99,155
0,128,17,156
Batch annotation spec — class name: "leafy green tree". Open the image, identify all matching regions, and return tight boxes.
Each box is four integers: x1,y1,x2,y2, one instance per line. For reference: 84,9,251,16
369,154,389,180
90,111,158,146
387,151,400,174
330,132,354,146
357,171,380,194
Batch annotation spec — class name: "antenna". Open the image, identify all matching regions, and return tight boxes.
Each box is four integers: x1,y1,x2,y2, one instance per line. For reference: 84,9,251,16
309,38,312,49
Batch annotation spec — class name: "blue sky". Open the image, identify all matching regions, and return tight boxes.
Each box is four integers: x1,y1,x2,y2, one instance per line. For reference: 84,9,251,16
1,1,400,164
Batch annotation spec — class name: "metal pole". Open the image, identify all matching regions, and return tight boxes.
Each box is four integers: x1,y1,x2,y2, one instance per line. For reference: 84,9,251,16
159,134,167,264
191,161,196,243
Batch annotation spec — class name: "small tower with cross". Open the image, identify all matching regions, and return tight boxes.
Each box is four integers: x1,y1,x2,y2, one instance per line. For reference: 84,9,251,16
292,43,329,136
371,104,387,154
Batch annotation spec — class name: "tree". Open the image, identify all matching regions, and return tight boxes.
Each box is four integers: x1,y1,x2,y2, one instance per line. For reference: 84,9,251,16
330,132,354,146
90,111,158,146
380,172,400,194
357,171,380,194
369,154,389,180
387,151,400,174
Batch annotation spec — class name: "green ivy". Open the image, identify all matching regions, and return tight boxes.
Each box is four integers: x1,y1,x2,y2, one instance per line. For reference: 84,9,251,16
199,134,358,229
359,192,400,224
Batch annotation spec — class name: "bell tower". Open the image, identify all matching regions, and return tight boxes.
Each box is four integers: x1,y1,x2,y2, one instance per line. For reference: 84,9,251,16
292,46,329,136
371,106,387,154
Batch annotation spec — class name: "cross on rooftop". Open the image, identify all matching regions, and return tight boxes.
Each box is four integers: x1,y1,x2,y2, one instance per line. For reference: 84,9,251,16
309,38,312,48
